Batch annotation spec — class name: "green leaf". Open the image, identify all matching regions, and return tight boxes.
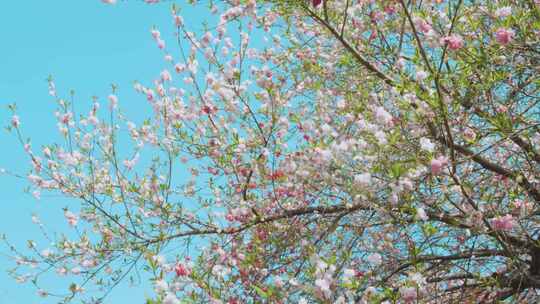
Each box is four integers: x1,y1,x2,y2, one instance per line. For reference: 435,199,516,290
252,285,268,298
390,163,404,179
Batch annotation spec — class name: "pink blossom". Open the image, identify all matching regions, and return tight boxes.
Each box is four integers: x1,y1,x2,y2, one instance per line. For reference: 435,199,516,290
32,190,41,200
416,207,428,221
375,106,393,126
315,277,331,293
354,173,372,187
495,28,515,45
11,115,20,128
400,286,418,303
440,35,464,50
146,89,155,101
123,153,139,170
157,39,166,50
174,262,191,277
64,210,78,226
414,17,432,34
59,112,73,125
56,267,67,276
343,268,356,282
416,70,428,82
463,128,476,141
512,199,524,209
174,63,185,73
496,105,508,113
367,253,382,265
154,279,168,293
420,137,435,152
430,156,448,175
151,29,161,40
108,94,118,109
163,293,180,304
161,70,172,82
494,6,512,18
174,15,184,27
491,214,514,231
101,0,116,4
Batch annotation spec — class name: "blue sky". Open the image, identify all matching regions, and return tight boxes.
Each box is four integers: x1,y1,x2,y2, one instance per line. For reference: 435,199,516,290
0,1,207,302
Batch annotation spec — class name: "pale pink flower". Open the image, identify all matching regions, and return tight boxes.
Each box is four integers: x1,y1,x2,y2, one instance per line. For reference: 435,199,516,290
413,17,432,34
151,29,161,40
416,70,428,82
374,130,387,145
56,267,68,276
161,70,172,82
201,32,214,46
71,267,82,275
146,90,155,101
354,173,372,187
174,262,191,277
343,268,356,282
32,190,41,200
174,63,185,73
40,249,52,257
157,39,166,50
367,253,382,265
440,35,464,50
410,272,426,286
512,199,524,209
60,112,73,125
108,94,118,109
416,207,428,221
101,0,116,4
400,286,418,303
154,279,168,293
494,6,512,18
430,156,448,175
375,106,393,126
174,15,184,27
495,28,515,45
163,293,180,304
315,277,331,293
420,137,435,152
11,115,20,128
491,214,514,231
123,153,139,170
496,105,508,113
64,210,78,226
463,128,476,141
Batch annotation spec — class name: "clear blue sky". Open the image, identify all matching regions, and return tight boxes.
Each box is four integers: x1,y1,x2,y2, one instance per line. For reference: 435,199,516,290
0,1,206,302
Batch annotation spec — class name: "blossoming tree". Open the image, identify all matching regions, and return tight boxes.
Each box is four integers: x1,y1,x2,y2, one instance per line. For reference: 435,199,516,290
5,0,540,303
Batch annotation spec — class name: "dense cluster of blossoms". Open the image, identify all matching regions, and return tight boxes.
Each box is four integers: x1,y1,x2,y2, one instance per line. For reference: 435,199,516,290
4,0,540,303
